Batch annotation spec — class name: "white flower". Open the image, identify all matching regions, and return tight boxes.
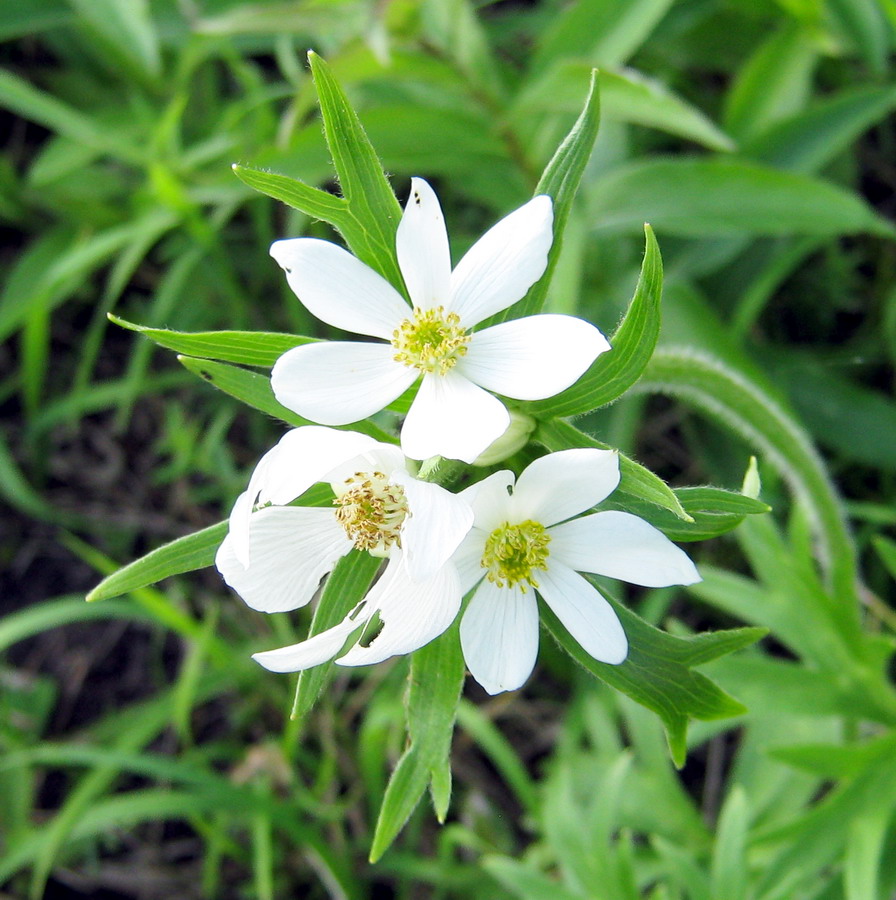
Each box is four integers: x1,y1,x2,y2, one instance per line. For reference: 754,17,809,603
452,449,702,695
215,426,473,670
269,178,610,464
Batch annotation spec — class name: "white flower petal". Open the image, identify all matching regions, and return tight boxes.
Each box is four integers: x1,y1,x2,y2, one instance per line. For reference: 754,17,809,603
395,474,474,580
452,529,488,596
272,341,416,425
396,178,452,309
270,238,409,338
401,371,509,463
216,507,351,613
510,449,620,526
227,488,255,567
460,580,540,694
256,427,377,507
337,556,461,666
549,511,701,587
230,427,377,566
252,602,372,673
448,195,553,327
536,561,627,664
325,444,407,492
459,315,610,400
459,469,515,533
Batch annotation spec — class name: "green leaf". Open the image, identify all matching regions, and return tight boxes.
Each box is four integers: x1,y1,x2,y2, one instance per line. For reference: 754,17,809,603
498,68,600,323
0,214,175,343
635,348,861,621
420,0,505,103
744,84,896,174
528,224,662,417
760,348,896,472
231,164,350,226
483,857,584,900
307,52,404,290
754,735,896,899
291,551,383,719
87,522,227,603
608,486,771,542
542,594,763,766
710,787,749,900
826,0,890,75
873,535,896,582
177,355,393,442
722,24,817,141
370,624,465,861
110,314,314,367
513,62,734,152
588,158,896,238
0,68,142,164
0,595,152,652
178,354,308,425
532,0,674,72
0,1,71,41
67,0,161,84
535,418,692,521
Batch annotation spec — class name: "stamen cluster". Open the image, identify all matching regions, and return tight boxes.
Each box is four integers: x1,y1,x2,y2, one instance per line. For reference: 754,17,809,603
334,471,409,554
481,519,551,591
391,306,470,375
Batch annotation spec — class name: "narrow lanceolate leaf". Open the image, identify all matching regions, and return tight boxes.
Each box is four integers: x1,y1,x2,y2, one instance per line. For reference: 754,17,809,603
588,158,896,238
542,595,764,766
88,485,338,605
291,552,383,720
370,624,465,862
744,85,896,175
307,51,405,291
87,522,228,603
636,348,861,634
607,486,771,542
535,418,692,521
178,355,309,425
232,164,350,225
177,354,392,442
110,314,313,367
529,224,661,417
500,68,600,323
512,62,734,152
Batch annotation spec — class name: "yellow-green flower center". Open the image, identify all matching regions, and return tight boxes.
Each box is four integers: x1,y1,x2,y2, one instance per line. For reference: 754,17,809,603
334,471,409,556
481,520,551,591
392,306,470,375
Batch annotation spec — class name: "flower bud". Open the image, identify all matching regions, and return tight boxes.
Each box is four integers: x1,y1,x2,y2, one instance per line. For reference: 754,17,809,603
472,411,536,467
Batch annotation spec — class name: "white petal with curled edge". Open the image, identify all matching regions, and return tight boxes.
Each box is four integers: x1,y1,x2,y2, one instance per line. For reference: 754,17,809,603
452,529,488,596
270,238,409,339
459,315,610,400
536,561,627,664
510,448,620,527
549,511,702,587
252,602,372,673
337,557,461,666
215,506,351,613
228,488,255,568
230,427,376,566
272,341,416,425
325,443,407,493
458,469,515,533
396,178,452,309
400,371,509,463
460,580,539,694
256,427,377,507
395,474,474,580
448,195,553,327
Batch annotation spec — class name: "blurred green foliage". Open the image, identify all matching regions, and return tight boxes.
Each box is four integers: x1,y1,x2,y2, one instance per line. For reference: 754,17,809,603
2,0,896,897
